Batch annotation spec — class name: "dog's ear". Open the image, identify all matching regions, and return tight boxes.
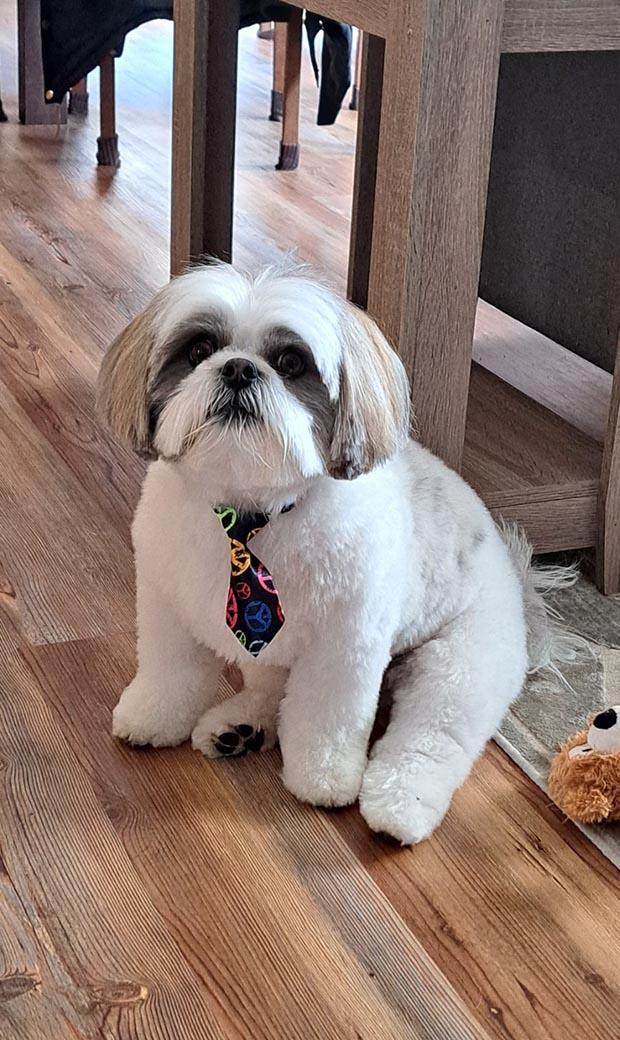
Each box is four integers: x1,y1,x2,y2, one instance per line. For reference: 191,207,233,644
328,303,410,480
97,307,157,456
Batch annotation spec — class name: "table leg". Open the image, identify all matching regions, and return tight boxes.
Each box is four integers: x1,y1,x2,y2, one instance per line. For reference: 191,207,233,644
348,33,384,309
276,9,302,171
170,0,240,275
366,0,503,470
597,341,620,593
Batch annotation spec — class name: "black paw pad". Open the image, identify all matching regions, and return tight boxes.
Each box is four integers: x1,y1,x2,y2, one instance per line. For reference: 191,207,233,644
214,726,264,757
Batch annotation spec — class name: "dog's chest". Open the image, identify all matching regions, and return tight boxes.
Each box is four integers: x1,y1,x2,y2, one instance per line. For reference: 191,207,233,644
159,507,348,665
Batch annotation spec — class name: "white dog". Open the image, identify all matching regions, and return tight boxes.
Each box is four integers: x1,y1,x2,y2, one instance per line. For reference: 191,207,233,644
98,261,572,844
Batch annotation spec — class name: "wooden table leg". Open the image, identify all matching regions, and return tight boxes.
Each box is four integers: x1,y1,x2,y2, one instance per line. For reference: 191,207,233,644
97,54,120,167
276,8,303,171
366,0,503,470
18,0,67,124
597,340,620,594
270,21,286,121
170,0,240,275
348,33,384,309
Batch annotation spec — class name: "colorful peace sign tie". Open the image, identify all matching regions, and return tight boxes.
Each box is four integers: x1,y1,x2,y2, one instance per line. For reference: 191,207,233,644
214,505,288,656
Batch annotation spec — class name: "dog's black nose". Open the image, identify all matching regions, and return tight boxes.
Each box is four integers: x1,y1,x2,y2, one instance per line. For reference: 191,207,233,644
221,358,259,389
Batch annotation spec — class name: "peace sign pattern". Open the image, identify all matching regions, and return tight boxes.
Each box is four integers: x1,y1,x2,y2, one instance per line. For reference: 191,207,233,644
214,505,287,656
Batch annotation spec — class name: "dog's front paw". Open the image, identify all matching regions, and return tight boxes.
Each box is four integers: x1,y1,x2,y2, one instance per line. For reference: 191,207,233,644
112,677,197,748
191,691,278,760
359,754,455,845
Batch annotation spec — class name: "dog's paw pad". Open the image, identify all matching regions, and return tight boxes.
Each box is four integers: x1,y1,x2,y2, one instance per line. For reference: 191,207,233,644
214,725,264,757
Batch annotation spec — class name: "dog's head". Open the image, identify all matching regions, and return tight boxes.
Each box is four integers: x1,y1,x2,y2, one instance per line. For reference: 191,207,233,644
97,261,409,493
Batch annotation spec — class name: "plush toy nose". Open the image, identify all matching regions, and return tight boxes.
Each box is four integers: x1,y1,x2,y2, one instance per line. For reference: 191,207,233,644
221,358,259,390
592,707,617,730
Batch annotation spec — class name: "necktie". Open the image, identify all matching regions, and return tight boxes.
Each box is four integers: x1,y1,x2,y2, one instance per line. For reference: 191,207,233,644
214,505,288,656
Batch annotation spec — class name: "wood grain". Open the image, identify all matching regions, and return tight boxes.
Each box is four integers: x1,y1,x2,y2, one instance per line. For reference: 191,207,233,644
276,7,302,169
474,300,613,444
597,341,620,593
285,0,389,37
347,32,384,308
170,0,240,272
367,0,503,471
1,12,619,1038
502,0,620,52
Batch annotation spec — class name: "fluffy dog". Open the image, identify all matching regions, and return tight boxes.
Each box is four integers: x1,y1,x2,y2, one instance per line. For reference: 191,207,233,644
98,261,571,844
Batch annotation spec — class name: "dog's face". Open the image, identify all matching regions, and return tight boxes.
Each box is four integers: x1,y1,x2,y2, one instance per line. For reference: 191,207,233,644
97,262,409,493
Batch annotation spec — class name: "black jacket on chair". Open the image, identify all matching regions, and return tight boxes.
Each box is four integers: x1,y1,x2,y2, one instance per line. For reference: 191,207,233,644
40,2,352,125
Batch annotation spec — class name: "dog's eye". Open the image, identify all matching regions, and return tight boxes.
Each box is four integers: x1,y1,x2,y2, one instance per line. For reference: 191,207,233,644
187,339,215,367
276,348,306,378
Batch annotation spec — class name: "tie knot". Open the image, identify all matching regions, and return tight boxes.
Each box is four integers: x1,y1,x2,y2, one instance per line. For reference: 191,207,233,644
214,505,271,544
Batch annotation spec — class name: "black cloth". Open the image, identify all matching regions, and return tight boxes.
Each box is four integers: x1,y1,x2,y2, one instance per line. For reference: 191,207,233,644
305,13,351,126
40,2,352,126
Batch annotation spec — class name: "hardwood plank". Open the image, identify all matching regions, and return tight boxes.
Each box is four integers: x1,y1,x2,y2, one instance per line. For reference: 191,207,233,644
0,613,226,1039
0,384,135,644
336,742,620,1040
502,0,620,52
23,633,488,1040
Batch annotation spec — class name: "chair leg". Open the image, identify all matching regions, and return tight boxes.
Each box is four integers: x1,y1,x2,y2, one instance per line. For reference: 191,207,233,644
170,0,240,274
348,33,384,309
270,21,286,120
364,0,504,470
349,30,363,111
596,340,620,594
257,21,273,41
276,9,302,171
96,54,120,166
68,77,89,115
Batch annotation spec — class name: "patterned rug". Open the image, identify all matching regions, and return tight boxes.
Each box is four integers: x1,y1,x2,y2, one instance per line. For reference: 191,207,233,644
496,563,620,867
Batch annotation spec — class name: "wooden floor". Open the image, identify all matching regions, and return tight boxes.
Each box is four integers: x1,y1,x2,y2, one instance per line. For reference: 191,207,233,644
1,12,619,1039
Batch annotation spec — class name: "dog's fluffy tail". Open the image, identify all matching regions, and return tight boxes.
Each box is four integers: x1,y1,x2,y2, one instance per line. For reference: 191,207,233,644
500,522,589,677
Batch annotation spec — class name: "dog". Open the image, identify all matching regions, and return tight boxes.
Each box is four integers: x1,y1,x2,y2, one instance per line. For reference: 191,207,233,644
97,260,573,844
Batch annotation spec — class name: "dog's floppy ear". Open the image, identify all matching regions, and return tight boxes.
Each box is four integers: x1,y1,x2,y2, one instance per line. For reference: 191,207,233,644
328,303,410,480
97,307,157,456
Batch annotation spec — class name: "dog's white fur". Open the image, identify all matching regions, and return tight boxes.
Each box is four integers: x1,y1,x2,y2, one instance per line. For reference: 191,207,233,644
99,262,569,844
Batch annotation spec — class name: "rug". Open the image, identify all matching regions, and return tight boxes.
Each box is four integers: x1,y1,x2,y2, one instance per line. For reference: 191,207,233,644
496,564,620,867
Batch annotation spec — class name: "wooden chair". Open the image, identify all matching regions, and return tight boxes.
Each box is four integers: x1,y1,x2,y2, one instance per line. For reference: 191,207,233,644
171,0,620,593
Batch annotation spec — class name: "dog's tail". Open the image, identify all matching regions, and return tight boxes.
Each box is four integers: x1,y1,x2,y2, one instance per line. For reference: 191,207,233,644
499,522,588,677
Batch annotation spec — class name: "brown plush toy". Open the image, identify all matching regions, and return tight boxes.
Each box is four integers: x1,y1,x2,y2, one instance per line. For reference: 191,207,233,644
549,706,620,824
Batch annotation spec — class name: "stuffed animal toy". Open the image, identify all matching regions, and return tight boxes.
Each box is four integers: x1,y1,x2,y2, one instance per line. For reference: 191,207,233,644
549,706,620,823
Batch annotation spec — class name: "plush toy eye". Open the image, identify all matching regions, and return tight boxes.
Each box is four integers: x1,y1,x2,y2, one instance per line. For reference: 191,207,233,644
276,348,306,378
187,339,214,367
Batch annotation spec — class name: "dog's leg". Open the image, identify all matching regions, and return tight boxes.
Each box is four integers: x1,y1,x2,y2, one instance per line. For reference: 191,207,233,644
359,605,527,844
113,578,222,747
278,643,390,808
192,662,287,759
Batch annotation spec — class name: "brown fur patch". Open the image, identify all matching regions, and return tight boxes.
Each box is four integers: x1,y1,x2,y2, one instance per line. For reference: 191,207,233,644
97,309,155,455
329,305,410,479
549,726,620,823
